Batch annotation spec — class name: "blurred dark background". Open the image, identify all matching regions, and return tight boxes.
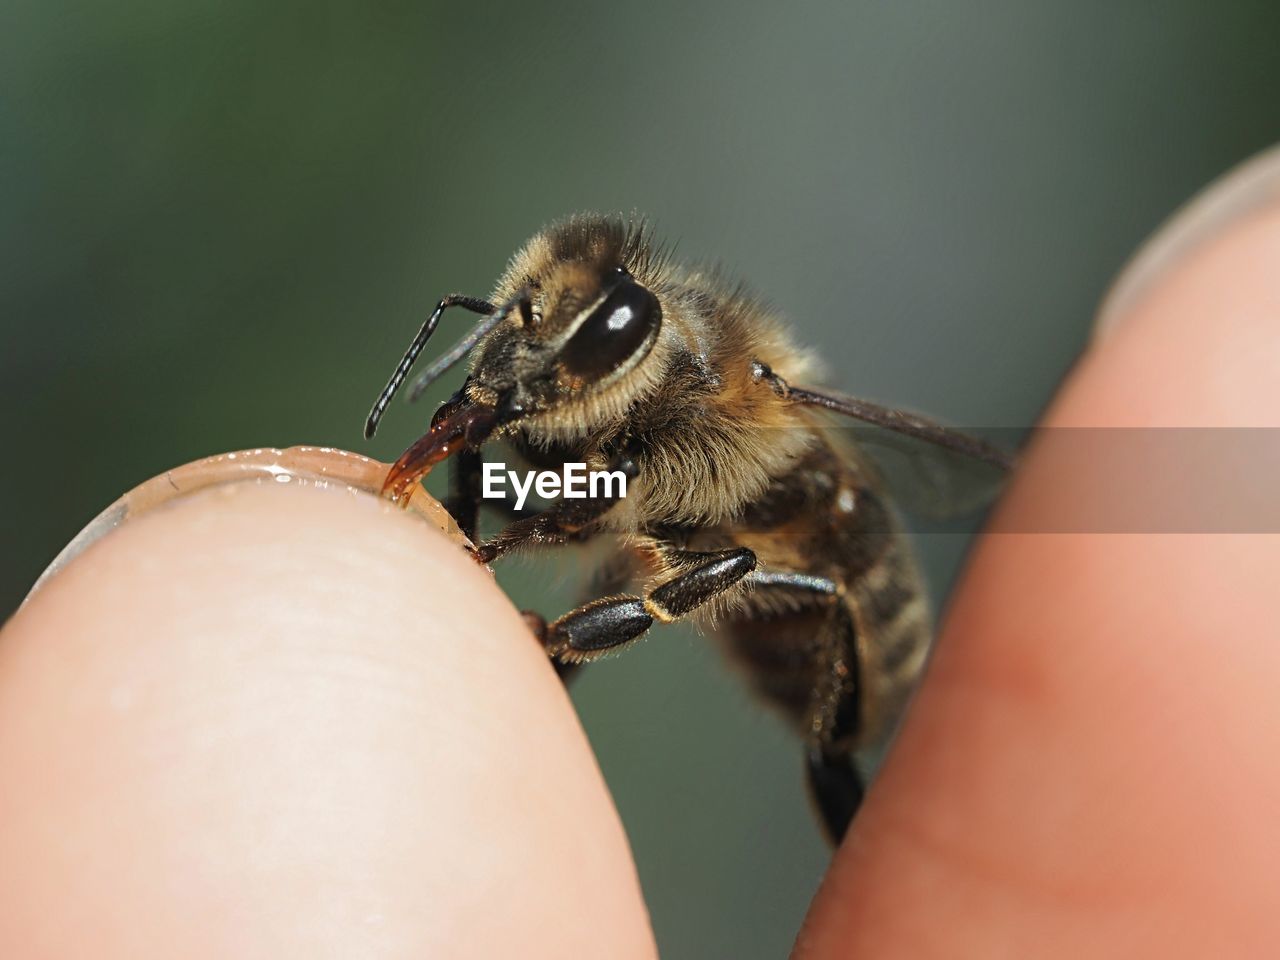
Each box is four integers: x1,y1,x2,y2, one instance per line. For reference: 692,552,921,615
3,2,1278,956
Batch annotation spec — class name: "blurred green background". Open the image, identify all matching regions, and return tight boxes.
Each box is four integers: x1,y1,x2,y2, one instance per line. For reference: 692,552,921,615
3,1,1278,956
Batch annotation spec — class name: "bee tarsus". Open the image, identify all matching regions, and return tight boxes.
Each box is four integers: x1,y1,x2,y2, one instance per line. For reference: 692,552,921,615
528,547,756,663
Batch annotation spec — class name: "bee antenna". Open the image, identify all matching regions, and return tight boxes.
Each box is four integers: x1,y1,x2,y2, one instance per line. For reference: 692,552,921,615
363,295,494,439
403,293,524,406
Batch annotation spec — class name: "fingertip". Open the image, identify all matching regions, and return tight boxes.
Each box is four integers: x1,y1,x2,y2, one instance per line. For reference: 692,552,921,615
797,187,1280,957
0,479,655,958
1096,142,1280,340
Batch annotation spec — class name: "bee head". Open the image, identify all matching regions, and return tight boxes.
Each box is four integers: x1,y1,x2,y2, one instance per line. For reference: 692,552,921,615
466,220,669,440
372,216,672,498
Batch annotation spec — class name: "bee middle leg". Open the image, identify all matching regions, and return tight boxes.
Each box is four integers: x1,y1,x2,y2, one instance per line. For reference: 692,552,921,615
538,547,648,685
524,547,758,663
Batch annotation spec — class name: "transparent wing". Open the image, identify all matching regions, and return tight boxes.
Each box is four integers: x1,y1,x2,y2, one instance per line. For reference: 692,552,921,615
839,422,1012,521
785,384,1017,522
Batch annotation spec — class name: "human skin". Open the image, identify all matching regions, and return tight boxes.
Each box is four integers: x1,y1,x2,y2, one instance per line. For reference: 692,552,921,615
3,149,1280,958
796,149,1280,958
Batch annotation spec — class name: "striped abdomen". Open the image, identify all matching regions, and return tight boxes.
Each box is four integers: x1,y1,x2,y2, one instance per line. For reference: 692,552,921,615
715,440,932,754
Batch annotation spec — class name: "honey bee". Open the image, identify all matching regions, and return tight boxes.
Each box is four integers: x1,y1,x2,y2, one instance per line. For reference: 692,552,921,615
364,214,1011,843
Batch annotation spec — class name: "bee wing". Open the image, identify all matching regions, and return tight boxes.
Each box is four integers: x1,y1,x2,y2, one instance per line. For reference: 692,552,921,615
786,384,1015,521
842,423,1011,520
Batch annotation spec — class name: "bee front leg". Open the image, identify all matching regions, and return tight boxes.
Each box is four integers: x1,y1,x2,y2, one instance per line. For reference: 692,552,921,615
472,489,618,564
472,449,640,564
446,447,484,543
445,447,541,543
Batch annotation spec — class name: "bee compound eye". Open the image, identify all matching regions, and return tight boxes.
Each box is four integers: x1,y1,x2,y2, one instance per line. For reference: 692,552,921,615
560,279,661,380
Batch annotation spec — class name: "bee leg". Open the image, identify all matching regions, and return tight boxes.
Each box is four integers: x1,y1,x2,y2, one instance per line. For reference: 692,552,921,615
473,451,640,564
806,600,865,844
445,446,484,543
529,548,757,662
531,547,643,686
806,747,864,846
521,596,655,666
445,448,540,543
473,494,615,564
646,548,758,622
746,570,865,844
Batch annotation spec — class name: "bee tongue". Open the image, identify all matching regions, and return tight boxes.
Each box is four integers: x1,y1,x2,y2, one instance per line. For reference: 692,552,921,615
381,402,498,503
